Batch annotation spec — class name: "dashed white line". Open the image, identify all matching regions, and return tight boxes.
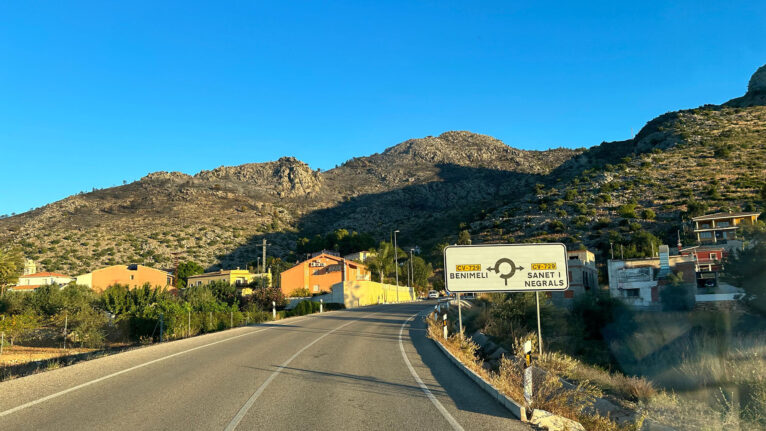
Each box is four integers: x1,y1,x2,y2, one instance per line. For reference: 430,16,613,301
0,317,312,419
224,312,377,431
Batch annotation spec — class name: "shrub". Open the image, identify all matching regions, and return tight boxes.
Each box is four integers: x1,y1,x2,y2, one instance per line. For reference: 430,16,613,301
618,204,637,219
289,300,321,316
594,217,611,229
323,302,345,311
549,220,565,232
641,209,656,220
289,288,311,297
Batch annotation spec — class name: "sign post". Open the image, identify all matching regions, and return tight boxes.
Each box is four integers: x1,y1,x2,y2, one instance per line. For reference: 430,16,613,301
444,243,569,358
457,292,463,338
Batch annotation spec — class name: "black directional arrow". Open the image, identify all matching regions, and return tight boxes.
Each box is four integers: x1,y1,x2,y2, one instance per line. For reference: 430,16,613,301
486,258,523,286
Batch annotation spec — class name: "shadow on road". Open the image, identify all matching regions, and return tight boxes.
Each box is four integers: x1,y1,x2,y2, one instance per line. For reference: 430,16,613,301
408,312,515,420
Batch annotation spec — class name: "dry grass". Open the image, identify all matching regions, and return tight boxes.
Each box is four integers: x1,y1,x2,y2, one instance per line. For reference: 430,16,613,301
0,345,95,367
425,316,640,430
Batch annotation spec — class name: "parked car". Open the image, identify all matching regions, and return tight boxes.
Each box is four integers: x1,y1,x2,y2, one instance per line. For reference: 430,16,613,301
428,290,439,299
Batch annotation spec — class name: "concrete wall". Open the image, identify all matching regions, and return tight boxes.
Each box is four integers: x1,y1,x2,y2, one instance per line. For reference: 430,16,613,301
311,280,415,308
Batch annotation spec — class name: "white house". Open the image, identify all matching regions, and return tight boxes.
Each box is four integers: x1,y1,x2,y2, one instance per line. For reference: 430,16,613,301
11,271,75,292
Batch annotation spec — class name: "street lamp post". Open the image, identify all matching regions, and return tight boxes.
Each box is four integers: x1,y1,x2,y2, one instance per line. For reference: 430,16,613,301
393,229,400,302
409,249,414,288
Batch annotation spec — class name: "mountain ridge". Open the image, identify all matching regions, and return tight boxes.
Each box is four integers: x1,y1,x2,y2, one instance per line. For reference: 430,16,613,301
1,65,764,275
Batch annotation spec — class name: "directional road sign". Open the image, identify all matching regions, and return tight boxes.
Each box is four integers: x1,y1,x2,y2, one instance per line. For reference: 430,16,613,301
443,243,569,293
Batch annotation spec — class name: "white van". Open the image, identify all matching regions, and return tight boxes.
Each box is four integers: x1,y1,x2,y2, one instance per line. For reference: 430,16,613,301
428,290,439,299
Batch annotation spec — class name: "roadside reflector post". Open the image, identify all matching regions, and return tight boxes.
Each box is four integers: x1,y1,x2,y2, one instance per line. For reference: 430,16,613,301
442,313,448,339
320,299,323,313
524,340,532,367
272,301,276,320
457,292,463,338
230,311,233,328
524,367,534,406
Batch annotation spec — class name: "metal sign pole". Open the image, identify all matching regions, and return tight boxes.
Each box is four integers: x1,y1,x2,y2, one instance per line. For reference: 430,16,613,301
535,291,543,355
457,292,463,338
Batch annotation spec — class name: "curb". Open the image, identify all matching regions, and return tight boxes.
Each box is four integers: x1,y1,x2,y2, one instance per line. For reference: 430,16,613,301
429,330,528,422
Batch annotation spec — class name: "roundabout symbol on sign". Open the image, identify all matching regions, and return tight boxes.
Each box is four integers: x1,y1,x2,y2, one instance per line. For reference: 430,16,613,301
487,258,525,286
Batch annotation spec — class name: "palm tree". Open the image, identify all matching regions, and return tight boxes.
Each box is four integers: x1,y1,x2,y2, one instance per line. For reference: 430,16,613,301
0,247,24,294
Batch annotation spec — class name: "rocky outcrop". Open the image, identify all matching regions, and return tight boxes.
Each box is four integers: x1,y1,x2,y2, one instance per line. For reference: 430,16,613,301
195,157,322,198
725,64,766,107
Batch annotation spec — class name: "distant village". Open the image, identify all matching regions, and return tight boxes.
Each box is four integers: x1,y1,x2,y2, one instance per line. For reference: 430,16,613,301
8,211,761,310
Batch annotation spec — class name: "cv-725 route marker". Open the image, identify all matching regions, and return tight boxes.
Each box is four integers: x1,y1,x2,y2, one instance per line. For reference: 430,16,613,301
443,243,570,355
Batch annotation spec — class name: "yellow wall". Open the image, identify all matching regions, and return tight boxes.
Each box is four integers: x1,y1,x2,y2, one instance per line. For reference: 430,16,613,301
326,280,415,308
187,270,272,287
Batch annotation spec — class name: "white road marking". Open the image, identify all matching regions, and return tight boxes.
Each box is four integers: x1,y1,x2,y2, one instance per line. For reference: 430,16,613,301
0,317,313,418
224,312,377,431
399,313,465,431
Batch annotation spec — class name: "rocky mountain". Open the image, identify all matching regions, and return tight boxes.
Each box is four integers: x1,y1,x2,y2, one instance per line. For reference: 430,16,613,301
1,65,764,275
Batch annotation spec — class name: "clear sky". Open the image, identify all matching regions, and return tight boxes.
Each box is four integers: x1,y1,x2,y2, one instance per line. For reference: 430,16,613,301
1,1,764,216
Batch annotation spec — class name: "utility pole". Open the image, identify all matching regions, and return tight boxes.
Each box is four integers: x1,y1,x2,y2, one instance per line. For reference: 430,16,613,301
171,251,183,288
63,311,68,349
393,230,400,302
260,238,270,274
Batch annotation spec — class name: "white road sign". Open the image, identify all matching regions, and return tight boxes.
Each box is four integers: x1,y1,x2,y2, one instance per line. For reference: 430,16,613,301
443,243,569,293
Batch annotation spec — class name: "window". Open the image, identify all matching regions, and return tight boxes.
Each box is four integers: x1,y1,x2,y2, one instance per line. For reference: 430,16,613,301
699,232,713,239
625,289,639,297
717,221,730,227
130,275,134,280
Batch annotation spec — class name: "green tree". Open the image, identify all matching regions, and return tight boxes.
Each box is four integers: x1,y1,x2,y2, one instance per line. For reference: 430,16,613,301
0,247,24,293
457,230,472,245
0,312,40,346
176,261,205,288
409,256,433,294
684,199,708,218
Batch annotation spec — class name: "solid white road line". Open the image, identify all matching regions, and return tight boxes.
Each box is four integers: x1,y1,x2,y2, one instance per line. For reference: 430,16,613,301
399,313,465,431
0,316,312,419
224,312,377,431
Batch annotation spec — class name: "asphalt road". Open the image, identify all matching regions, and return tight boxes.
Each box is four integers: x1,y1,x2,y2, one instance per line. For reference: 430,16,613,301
0,302,530,430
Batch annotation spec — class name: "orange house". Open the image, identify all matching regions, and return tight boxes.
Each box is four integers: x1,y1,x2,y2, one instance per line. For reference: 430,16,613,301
76,264,174,293
280,253,370,296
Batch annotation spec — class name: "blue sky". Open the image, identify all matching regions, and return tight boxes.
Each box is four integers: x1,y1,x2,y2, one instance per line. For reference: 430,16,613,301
1,1,764,216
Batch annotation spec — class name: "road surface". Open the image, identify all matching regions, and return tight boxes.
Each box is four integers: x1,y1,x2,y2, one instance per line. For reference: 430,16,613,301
0,303,529,430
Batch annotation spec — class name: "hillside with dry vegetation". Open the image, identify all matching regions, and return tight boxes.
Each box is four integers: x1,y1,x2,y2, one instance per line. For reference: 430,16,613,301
1,66,765,276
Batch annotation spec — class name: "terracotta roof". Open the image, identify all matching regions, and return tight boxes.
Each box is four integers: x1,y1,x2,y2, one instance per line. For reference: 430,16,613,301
20,272,71,278
692,211,761,221
312,253,367,269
